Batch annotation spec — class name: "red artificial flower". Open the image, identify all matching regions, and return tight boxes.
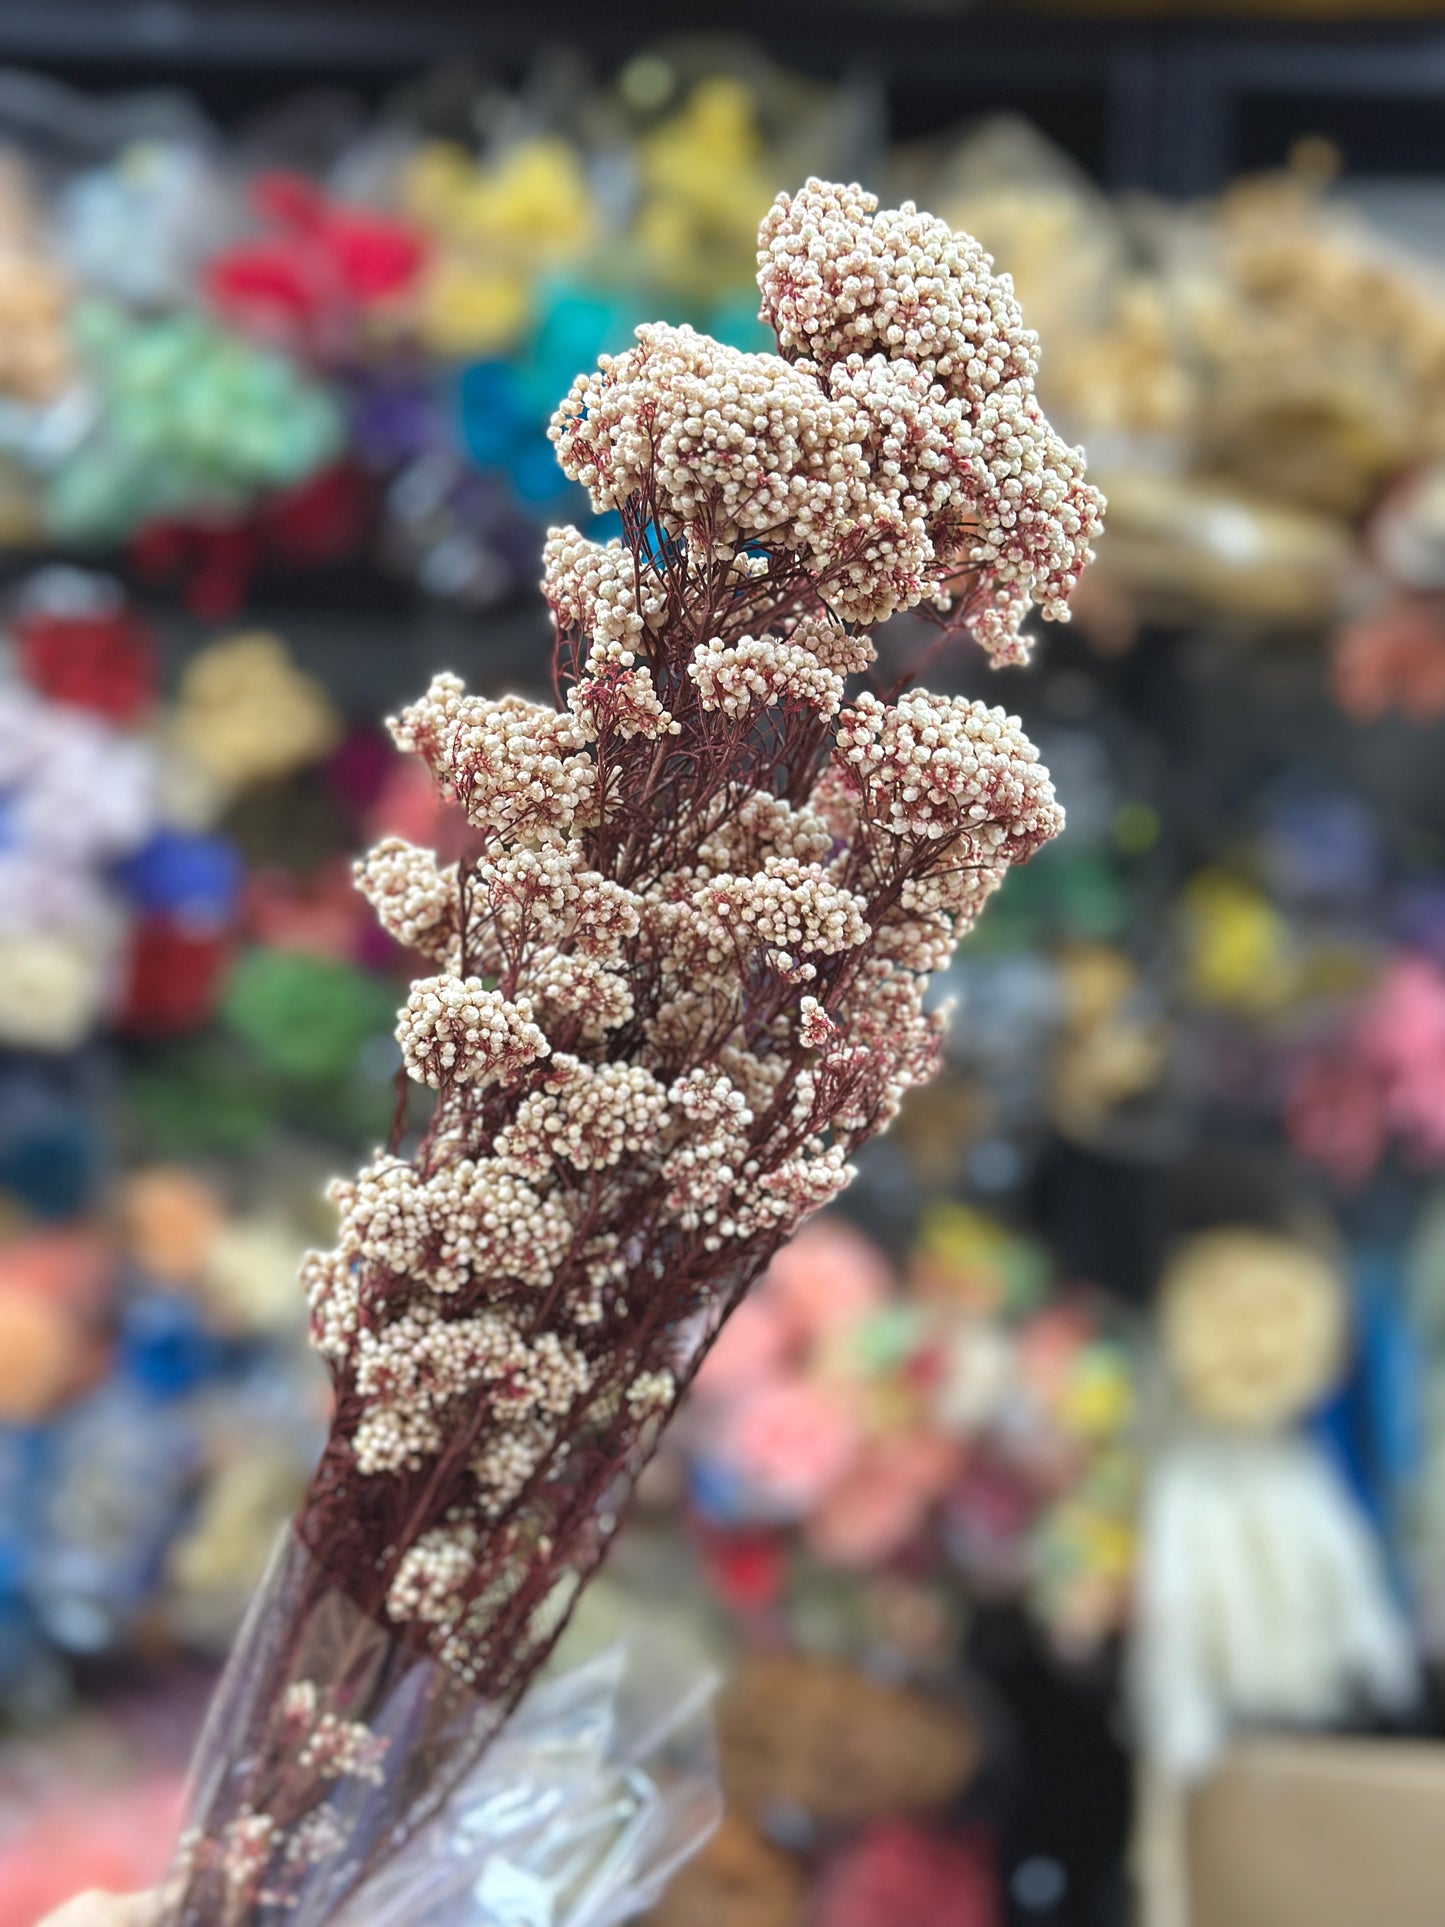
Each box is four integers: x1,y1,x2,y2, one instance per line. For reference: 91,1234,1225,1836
815,1821,1000,1927
114,918,231,1037
206,172,425,349
129,465,373,618
15,605,157,724
700,1527,787,1614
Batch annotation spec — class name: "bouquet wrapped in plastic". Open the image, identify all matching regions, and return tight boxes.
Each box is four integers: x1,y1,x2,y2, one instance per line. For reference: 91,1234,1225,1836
173,1532,718,1924
162,178,1102,1922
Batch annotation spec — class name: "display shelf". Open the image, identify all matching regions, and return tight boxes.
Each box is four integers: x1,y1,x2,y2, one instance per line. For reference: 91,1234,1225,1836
0,4,1443,189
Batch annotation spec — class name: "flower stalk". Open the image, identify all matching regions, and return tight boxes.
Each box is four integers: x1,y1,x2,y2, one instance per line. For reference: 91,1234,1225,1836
166,178,1102,1922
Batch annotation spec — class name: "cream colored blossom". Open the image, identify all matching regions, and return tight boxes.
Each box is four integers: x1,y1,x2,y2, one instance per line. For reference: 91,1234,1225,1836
393,681,596,841
353,838,458,961
289,172,1093,1709
396,977,549,1089
569,640,679,740
833,690,1064,851
498,1056,670,1174
688,633,845,718
695,857,870,959
526,946,635,1041
543,527,666,651
550,321,870,564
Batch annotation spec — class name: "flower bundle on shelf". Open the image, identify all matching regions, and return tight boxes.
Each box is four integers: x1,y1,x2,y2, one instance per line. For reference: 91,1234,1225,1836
166,179,1101,1923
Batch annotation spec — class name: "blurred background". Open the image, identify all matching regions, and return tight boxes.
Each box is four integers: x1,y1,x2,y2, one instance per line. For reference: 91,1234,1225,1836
5,2,1445,1923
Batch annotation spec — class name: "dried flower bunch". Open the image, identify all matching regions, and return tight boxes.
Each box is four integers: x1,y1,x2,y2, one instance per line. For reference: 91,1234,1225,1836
174,180,1100,1918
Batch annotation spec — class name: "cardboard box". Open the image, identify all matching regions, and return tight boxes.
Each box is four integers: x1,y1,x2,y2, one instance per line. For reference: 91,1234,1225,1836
1178,1738,1445,1927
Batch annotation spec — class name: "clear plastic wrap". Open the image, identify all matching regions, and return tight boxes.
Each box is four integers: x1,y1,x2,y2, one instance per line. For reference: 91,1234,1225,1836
165,1530,720,1925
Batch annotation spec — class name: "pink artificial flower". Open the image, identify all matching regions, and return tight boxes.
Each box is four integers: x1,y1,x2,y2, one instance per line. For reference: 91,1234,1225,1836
719,1377,862,1514
362,755,459,856
1333,601,1445,725
806,1430,960,1568
0,1775,184,1927
1358,956,1445,1080
243,859,366,961
1016,1302,1092,1410
763,1214,893,1346
694,1291,794,1400
1360,958,1445,1161
1286,1051,1388,1190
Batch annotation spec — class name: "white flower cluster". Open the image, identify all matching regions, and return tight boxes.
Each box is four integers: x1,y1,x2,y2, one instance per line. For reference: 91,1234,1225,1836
902,858,1008,928
525,946,634,1041
471,1419,554,1516
798,995,840,1048
330,1155,430,1275
331,1154,571,1295
839,961,948,1129
697,857,870,962
544,183,1105,658
218,1812,278,1893
423,1159,573,1292
387,1522,480,1626
758,180,1104,649
396,976,549,1089
688,633,845,718
470,844,640,977
658,1068,756,1235
498,1057,670,1174
550,321,869,560
695,789,835,875
759,178,1036,391
301,1247,359,1362
834,690,1064,853
383,1517,538,1684
393,678,597,841
626,1368,675,1414
280,1682,389,1786
569,639,679,741
542,526,666,651
352,1306,589,1475
571,869,644,956
788,611,877,676
757,1142,854,1222
353,838,458,962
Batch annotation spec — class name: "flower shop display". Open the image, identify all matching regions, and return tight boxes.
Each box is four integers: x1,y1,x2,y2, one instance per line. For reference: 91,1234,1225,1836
929,126,1445,635
0,569,220,1051
152,172,1101,1922
679,1209,1139,1658
9,46,1445,1927
204,174,425,363
0,567,444,1728
0,573,361,1054
1288,955,1445,1191
0,66,1433,642
0,1154,328,1721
